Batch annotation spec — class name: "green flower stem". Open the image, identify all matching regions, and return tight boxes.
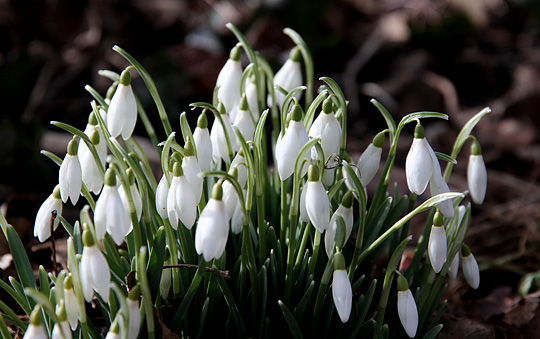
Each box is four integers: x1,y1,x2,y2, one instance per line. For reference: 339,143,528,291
400,193,417,242
312,255,334,325
66,238,90,338
137,247,155,339
284,28,314,108
112,45,173,137
256,54,280,148
307,230,322,278
163,220,181,297
319,77,348,157
284,215,298,305
134,96,161,156
280,180,288,256
294,221,311,274
84,84,108,109
257,194,267,262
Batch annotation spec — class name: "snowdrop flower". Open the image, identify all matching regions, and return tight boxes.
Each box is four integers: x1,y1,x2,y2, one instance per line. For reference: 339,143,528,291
276,103,309,181
160,252,172,299
325,191,354,257
210,101,236,164
195,183,229,261
216,44,242,116
23,305,48,339
230,195,244,235
357,132,384,186
59,138,82,205
342,159,367,200
193,111,213,172
461,244,480,289
428,147,454,219
299,183,310,223
94,169,130,245
64,275,79,330
182,140,203,204
104,317,121,339
467,140,487,204
107,69,137,139
268,47,303,110
304,164,331,233
231,149,248,188
80,230,111,302
233,94,255,148
34,185,62,242
309,97,342,186
448,253,460,279
332,252,352,323
155,172,169,220
222,167,239,220
405,124,433,195
79,113,107,194
244,75,260,122
167,161,197,230
428,211,447,273
397,274,418,338
127,286,141,339
52,300,72,339
118,169,143,232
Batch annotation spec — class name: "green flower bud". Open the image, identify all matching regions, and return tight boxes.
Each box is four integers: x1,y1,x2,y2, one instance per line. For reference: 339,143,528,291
322,97,333,114
90,129,100,145
88,112,98,126
461,244,471,257
211,183,223,201
471,140,482,156
372,131,385,148
397,274,409,292
67,138,78,156
104,168,117,186
413,124,425,139
290,101,303,122
172,162,184,177
197,111,208,129
308,164,319,182
128,284,140,301
230,43,242,62
433,211,444,227
239,94,249,111
184,139,195,157
119,69,131,86
82,230,95,247
341,191,354,209
333,251,346,270
290,46,301,62
52,185,61,199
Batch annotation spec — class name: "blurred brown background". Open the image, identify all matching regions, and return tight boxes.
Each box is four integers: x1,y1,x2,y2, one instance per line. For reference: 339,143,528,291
1,0,540,336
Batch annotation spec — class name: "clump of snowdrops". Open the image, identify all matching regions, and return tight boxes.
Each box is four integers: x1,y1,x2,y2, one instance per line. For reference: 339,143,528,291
0,24,490,338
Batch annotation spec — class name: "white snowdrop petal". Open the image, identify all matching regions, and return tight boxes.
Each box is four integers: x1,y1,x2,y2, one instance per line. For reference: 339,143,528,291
182,156,203,203
358,144,382,186
65,288,79,330
462,253,480,289
428,226,447,273
34,194,62,242
195,199,229,261
127,299,141,339
398,289,419,338
88,246,111,301
23,323,48,339
155,174,169,220
405,138,433,195
468,154,487,204
448,253,459,279
175,176,197,229
194,127,213,172
216,59,242,114
305,181,330,232
270,59,302,109
276,120,309,181
107,84,137,139
51,321,72,339
332,270,353,323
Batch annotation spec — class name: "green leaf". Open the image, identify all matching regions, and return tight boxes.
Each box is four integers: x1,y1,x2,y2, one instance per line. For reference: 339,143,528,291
294,280,315,320
435,151,457,165
258,265,268,338
3,224,36,291
398,111,448,129
38,266,50,299
84,84,108,109
0,278,30,315
0,300,27,331
357,279,378,326
212,265,247,338
304,90,329,130
0,313,14,338
371,99,396,137
196,297,211,339
171,258,206,332
146,226,166,300
422,324,443,339
279,300,304,339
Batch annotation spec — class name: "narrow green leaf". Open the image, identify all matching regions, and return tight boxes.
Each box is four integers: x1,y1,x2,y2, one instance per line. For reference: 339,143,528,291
0,300,28,331
357,279,377,325
293,280,315,320
371,99,396,137
0,313,14,338
84,84,108,109
171,258,206,332
212,265,247,338
195,297,211,339
0,278,30,315
422,324,443,339
279,300,304,339
38,266,50,299
146,226,166,300
398,111,448,129
5,225,36,290
435,151,457,165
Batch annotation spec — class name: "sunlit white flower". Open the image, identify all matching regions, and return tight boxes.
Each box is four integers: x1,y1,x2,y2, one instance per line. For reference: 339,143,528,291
155,173,169,220
210,102,236,164
59,138,82,205
275,103,309,181
24,306,48,339
107,69,137,139
397,275,418,338
325,192,354,257
231,151,248,188
305,165,330,233
342,160,367,200
167,162,197,230
79,114,107,194
80,231,111,302
64,276,79,330
34,185,62,242
193,112,213,172
222,168,239,220
268,47,303,110
467,140,487,204
233,95,255,148
127,287,141,339
405,124,433,195
216,44,242,116
461,245,480,289
332,252,352,323
118,169,143,233
160,257,172,299
52,301,72,339
428,212,447,273
299,183,310,223
94,169,130,245
244,75,260,122
195,183,229,261
357,132,384,186
230,195,244,235
448,253,460,279
428,148,454,219
182,140,203,204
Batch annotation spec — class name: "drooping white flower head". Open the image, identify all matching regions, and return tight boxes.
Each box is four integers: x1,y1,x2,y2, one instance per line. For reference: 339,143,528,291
397,274,418,338
428,211,447,273
193,112,213,172
155,173,169,220
448,253,460,280
230,195,244,235
216,44,242,117
325,191,354,257
127,286,141,339
244,75,260,122
342,160,367,200
195,183,229,262
210,101,237,164
64,276,79,331
222,167,239,220
80,231,111,302
167,162,197,230
24,305,48,339
107,69,137,139
305,164,330,233
467,140,487,204
79,113,107,194
332,252,352,323
182,140,203,204
160,256,172,299
358,132,384,186
59,138,82,205
275,103,309,181
309,97,342,186
268,47,303,110
233,94,255,148
299,183,310,223
231,150,248,188
94,169,131,245
51,300,73,339
461,244,480,289
428,147,454,219
405,124,433,195
118,169,143,234
34,185,62,242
